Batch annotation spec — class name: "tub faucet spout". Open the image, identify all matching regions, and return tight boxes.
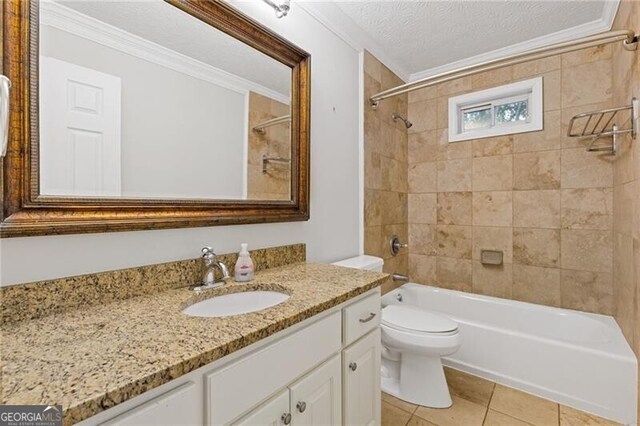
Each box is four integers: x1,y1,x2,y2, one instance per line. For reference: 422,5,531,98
392,273,409,282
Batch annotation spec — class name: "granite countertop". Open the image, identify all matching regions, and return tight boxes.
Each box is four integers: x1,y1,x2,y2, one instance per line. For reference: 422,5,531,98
0,263,387,424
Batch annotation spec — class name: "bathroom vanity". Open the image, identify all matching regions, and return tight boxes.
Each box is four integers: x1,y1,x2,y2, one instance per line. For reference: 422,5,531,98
81,288,381,426
0,257,387,425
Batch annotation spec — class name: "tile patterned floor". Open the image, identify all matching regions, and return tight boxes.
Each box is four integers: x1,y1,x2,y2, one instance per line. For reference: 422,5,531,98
382,367,621,426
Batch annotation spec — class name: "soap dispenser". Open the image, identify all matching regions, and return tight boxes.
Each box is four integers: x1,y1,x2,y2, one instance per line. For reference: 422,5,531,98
234,243,255,282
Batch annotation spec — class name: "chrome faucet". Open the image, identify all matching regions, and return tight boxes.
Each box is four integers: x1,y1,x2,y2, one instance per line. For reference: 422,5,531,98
194,247,230,291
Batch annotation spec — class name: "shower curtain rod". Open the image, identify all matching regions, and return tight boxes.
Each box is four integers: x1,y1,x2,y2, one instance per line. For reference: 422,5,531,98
252,115,291,134
369,29,638,108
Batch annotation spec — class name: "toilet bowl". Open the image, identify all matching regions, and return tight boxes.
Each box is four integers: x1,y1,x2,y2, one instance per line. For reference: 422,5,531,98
381,304,462,408
330,256,462,408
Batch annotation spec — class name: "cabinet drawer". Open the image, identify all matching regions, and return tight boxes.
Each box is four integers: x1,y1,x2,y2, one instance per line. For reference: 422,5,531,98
343,291,381,346
100,382,199,426
206,311,342,425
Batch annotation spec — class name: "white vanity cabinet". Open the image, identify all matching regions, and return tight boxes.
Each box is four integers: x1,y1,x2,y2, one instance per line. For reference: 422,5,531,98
81,288,381,426
289,354,342,425
206,312,342,425
233,389,290,426
341,292,382,425
342,330,381,426
235,354,342,426
99,382,201,426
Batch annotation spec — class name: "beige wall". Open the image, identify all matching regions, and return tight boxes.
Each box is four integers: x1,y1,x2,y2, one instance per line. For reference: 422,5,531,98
363,51,409,293
403,44,621,315
247,92,291,200
611,0,640,420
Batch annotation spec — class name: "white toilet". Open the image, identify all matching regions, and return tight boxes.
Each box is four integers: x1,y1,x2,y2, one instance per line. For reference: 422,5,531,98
331,255,462,408
381,303,462,408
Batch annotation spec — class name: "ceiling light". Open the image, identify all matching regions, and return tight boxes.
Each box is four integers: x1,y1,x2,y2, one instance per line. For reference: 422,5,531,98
263,0,290,18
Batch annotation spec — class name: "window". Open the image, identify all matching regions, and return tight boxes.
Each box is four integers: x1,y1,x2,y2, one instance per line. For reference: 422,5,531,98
448,77,543,142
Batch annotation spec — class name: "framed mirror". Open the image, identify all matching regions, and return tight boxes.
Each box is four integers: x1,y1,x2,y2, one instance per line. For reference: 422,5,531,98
1,0,310,237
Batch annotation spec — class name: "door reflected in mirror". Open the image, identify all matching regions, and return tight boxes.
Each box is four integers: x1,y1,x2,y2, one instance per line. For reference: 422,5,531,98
38,0,292,201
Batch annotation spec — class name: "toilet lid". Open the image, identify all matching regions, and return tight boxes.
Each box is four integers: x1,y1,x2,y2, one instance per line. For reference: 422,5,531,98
382,305,458,333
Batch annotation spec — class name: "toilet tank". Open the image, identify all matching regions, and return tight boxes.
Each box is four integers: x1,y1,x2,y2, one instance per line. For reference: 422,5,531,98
331,255,384,272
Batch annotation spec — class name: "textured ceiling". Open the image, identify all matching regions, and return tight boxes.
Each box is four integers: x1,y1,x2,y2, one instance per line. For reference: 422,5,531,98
55,0,291,97
52,0,610,90
333,0,608,77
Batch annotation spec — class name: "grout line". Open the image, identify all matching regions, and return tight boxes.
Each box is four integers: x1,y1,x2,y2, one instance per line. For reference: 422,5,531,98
558,53,566,310
382,399,413,419
481,406,490,425
557,402,561,426
482,382,497,425
488,409,537,426
403,414,411,426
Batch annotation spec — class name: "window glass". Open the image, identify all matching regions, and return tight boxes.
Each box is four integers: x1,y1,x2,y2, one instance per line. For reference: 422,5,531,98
462,107,492,131
495,100,528,124
448,76,543,142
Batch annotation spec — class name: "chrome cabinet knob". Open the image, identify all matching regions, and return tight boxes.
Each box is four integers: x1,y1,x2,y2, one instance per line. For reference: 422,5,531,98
281,413,292,425
349,362,357,371
297,401,307,413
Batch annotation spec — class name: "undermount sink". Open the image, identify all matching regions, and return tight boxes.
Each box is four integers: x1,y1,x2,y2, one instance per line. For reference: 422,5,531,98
183,290,290,318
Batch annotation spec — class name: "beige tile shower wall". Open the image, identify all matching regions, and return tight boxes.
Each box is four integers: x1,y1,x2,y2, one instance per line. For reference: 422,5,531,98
611,0,640,419
363,51,409,293
406,46,619,315
247,92,291,200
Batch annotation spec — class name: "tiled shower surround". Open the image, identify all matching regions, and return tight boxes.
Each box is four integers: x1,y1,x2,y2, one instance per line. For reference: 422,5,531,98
402,46,619,315
364,41,631,315
611,0,640,421
363,52,409,293
364,3,639,417
246,92,291,200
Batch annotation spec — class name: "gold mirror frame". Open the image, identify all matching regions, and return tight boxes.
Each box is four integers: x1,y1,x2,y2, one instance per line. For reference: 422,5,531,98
0,0,310,238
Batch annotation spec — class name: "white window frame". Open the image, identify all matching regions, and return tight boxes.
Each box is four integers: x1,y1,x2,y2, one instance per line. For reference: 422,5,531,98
448,76,543,142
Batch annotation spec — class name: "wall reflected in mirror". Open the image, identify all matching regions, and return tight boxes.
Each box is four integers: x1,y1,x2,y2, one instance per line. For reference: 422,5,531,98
38,0,292,201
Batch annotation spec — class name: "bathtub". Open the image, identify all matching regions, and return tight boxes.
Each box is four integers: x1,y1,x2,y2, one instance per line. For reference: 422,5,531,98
381,283,637,425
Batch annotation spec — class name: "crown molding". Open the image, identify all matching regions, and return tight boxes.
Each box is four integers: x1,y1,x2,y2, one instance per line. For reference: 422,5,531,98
601,0,621,30
297,0,620,86
408,0,620,82
39,0,290,104
409,15,615,82
295,1,410,82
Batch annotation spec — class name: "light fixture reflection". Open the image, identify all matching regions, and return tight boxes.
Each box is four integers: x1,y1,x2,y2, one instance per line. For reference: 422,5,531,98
262,0,291,18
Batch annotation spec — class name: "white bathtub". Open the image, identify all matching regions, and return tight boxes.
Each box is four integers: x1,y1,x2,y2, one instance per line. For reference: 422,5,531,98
381,283,637,425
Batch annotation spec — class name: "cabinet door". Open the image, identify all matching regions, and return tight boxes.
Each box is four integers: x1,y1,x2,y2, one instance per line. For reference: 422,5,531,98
342,329,381,426
289,354,341,426
233,389,290,426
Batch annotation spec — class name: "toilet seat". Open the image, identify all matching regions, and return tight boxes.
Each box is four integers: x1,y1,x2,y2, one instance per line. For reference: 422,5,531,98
382,305,458,334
